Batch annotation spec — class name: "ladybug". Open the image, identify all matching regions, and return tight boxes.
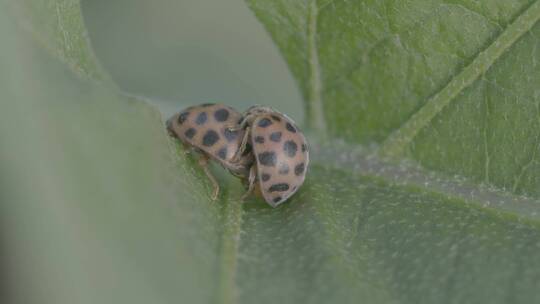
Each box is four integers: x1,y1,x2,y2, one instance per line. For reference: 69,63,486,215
166,103,254,199
233,105,309,207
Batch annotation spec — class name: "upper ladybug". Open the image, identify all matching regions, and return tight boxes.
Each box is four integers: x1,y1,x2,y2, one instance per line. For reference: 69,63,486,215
235,106,309,207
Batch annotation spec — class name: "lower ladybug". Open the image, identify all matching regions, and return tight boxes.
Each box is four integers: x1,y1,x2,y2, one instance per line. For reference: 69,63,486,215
166,103,254,199
233,105,309,207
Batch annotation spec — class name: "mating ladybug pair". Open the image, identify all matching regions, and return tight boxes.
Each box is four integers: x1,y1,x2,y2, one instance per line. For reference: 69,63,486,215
166,103,309,207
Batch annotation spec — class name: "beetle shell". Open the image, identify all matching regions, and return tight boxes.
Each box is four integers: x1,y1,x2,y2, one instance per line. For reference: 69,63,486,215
249,111,309,207
166,103,253,177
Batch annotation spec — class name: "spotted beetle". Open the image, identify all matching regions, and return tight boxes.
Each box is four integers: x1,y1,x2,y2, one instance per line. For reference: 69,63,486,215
166,103,254,199
233,105,309,207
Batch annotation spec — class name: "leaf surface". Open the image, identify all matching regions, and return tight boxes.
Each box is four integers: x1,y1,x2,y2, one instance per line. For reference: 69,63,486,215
246,0,540,198
2,1,540,304
1,2,223,303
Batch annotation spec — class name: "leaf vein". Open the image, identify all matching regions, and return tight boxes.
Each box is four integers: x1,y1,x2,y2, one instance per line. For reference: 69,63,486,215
217,195,244,304
323,7,440,94
483,83,491,184
314,140,540,223
512,132,540,193
380,0,540,158
442,1,504,29
306,0,327,133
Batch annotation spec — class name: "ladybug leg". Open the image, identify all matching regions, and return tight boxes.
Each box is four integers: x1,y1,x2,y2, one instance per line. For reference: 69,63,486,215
167,132,191,155
225,117,248,132
234,114,251,130
181,142,193,155
227,112,253,132
198,154,220,200
231,126,251,163
227,112,256,162
241,165,257,201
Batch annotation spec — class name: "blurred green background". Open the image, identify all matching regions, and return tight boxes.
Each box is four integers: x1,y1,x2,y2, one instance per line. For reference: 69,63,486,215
82,0,304,121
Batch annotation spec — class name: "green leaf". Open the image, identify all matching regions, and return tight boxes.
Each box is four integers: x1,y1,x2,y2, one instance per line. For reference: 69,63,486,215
238,165,540,304
3,1,540,304
246,0,540,198
0,3,222,303
5,0,112,81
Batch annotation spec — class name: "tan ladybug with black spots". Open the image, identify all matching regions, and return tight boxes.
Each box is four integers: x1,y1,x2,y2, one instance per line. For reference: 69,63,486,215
166,103,253,199
234,105,309,207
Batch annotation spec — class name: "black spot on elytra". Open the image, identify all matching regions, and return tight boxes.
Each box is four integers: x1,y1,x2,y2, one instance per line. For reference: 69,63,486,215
269,132,282,142
202,130,219,146
255,136,265,144
185,128,196,139
261,173,271,182
214,108,230,122
283,140,298,158
258,118,272,128
271,115,282,122
195,112,208,125
223,128,238,142
258,151,276,167
278,163,289,175
294,163,305,176
201,103,215,107
242,143,252,156
273,196,282,203
302,143,308,153
217,147,227,160
269,183,289,192
178,112,190,124
285,122,296,133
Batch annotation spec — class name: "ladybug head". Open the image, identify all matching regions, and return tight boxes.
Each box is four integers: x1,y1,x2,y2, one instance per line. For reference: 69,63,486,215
243,105,276,116
239,105,277,128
